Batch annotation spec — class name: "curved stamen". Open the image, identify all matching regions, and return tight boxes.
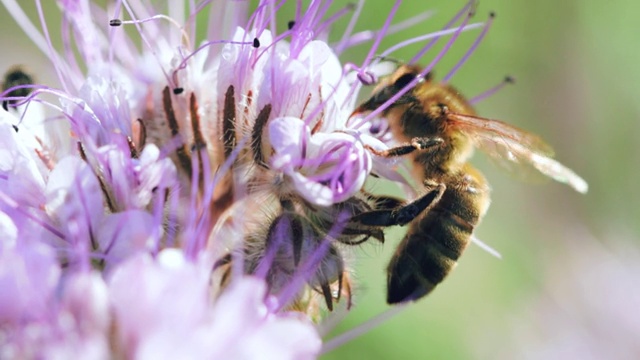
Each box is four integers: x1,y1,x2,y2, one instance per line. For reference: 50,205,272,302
334,0,365,54
1,0,65,84
362,9,475,123
377,23,484,60
321,304,409,353
339,0,401,109
0,84,42,106
442,12,496,83
343,62,377,86
118,1,175,89
172,39,252,90
360,1,401,77
289,0,322,56
315,3,356,38
6,87,104,135
243,0,272,43
61,15,83,80
469,75,515,104
338,9,435,51
341,22,484,115
252,29,295,67
35,0,75,92
409,0,475,64
109,14,192,49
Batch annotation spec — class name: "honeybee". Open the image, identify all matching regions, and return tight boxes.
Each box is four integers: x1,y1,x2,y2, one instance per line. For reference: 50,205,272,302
2,66,34,112
350,64,588,304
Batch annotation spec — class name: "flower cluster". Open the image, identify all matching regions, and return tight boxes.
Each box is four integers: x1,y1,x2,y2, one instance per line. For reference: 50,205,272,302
5,0,560,359
0,0,488,357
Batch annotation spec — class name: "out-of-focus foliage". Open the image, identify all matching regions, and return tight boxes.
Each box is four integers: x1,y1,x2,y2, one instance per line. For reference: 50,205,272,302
1,1,636,359
317,1,639,359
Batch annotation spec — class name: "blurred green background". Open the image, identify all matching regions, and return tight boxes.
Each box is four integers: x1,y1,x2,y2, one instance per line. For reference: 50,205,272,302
1,1,637,359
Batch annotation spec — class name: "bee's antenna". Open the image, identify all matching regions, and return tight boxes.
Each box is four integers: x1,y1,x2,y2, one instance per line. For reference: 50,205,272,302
442,12,496,83
468,75,515,104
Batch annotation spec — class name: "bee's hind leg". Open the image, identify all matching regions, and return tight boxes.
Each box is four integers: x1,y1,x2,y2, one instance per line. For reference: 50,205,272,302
350,184,445,227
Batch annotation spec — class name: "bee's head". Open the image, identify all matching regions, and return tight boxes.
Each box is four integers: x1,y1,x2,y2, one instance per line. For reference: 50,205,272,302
352,64,431,116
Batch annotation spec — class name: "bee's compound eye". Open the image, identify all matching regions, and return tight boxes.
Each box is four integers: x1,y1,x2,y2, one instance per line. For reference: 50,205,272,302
393,73,417,89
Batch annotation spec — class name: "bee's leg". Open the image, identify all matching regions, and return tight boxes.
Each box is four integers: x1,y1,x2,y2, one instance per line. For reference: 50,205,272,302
338,194,405,244
339,194,403,242
338,271,354,310
262,212,305,267
363,193,405,210
212,253,233,289
310,244,345,312
350,184,445,227
212,253,232,270
366,136,444,158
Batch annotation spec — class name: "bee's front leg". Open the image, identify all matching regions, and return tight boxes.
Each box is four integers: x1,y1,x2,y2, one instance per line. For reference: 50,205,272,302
366,136,444,158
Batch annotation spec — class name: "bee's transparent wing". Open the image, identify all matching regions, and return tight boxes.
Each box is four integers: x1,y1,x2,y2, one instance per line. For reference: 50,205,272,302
448,113,588,194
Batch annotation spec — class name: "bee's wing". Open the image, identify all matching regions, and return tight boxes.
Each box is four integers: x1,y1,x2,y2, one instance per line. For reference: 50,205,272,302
448,113,588,194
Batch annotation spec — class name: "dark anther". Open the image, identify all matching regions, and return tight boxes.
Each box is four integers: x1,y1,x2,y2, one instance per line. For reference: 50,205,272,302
1,101,7,111
173,87,184,95
12,125,18,132
252,38,260,48
151,186,159,193
489,11,496,18
504,75,515,84
287,20,295,30
109,19,122,27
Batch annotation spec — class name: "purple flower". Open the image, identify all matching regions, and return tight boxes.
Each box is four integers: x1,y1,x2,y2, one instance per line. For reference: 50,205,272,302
269,116,372,206
0,213,109,358
109,249,320,359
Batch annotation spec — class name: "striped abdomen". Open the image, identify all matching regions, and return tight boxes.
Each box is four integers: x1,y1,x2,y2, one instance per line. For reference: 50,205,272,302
386,168,490,304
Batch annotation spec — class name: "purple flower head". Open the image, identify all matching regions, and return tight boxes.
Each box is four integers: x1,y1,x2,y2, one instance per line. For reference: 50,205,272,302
0,0,498,357
0,215,59,324
109,249,321,359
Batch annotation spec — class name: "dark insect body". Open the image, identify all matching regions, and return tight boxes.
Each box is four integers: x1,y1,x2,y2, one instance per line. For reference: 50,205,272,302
352,64,586,303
